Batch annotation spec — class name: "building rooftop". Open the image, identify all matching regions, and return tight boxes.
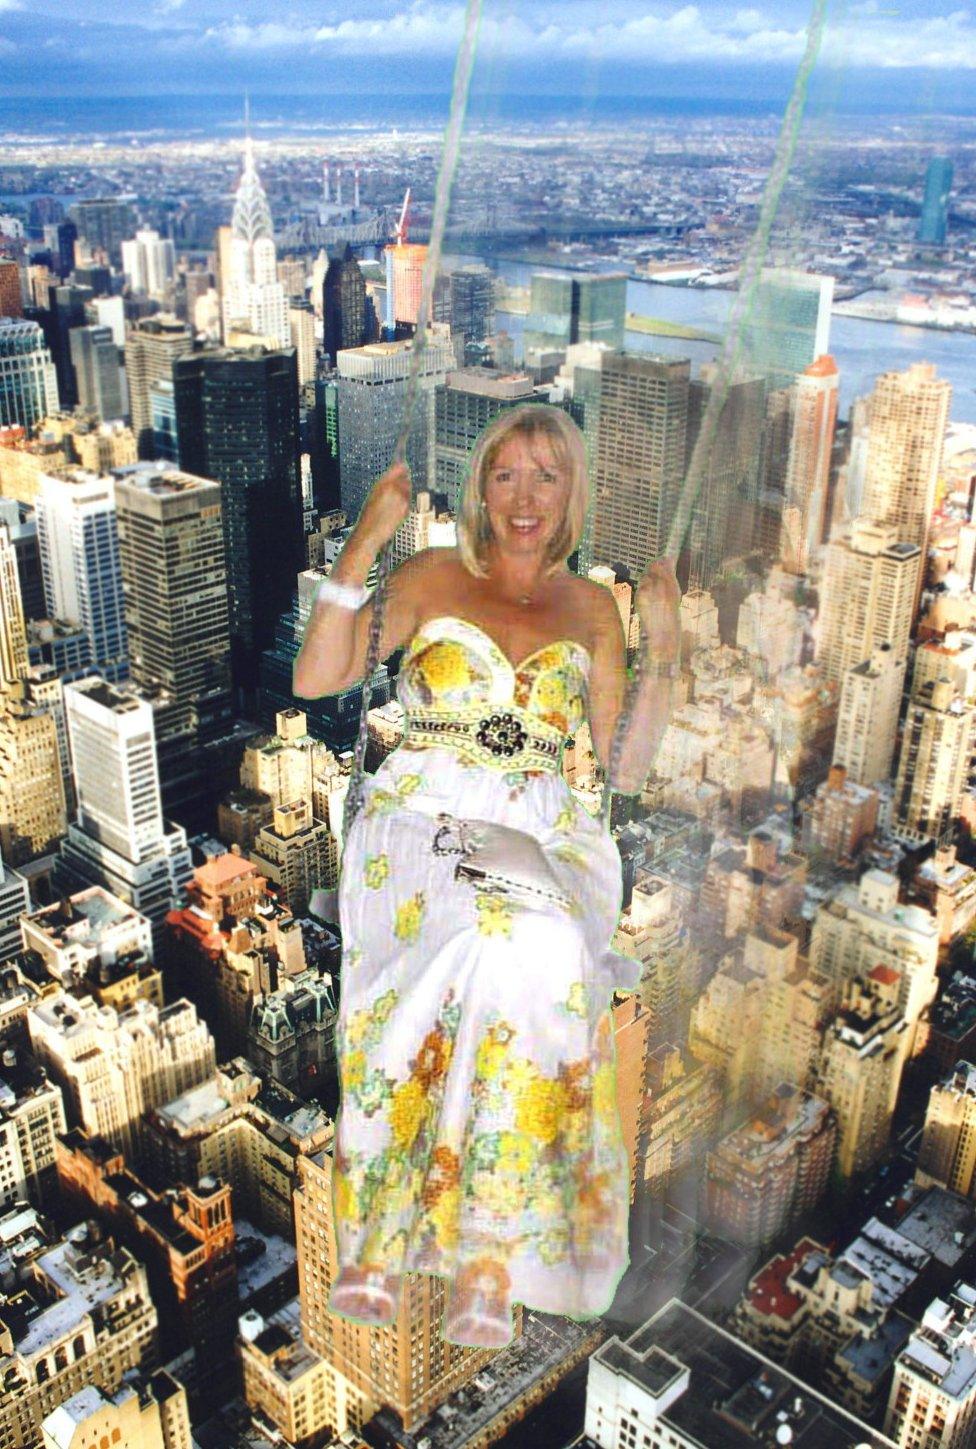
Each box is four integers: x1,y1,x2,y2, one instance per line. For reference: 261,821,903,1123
7,1223,140,1358
898,1283,976,1401
710,1086,832,1174
746,1238,824,1322
583,1299,895,1447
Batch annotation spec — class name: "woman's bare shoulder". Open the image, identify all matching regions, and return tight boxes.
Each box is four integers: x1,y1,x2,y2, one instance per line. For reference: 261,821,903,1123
564,573,622,635
398,546,464,606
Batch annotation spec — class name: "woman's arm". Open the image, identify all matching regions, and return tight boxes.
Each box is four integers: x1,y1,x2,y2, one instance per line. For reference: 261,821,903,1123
294,461,431,700
586,588,678,797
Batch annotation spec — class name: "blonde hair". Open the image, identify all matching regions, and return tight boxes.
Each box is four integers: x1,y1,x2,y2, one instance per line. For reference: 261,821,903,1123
456,404,590,580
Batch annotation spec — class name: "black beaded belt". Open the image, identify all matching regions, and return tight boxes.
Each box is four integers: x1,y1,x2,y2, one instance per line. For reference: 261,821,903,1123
402,707,565,772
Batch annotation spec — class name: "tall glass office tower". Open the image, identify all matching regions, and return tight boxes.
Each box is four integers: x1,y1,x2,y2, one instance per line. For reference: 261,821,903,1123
738,267,833,390
0,319,59,433
918,157,953,245
174,345,303,692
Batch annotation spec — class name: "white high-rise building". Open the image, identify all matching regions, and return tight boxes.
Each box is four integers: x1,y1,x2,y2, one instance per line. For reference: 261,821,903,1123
815,519,921,688
34,469,128,684
120,229,176,299
833,642,906,787
860,362,952,566
221,138,289,349
885,1283,976,1447
54,676,192,947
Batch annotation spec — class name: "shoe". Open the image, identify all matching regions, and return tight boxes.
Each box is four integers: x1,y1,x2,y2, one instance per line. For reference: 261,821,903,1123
442,1258,514,1349
329,1264,402,1326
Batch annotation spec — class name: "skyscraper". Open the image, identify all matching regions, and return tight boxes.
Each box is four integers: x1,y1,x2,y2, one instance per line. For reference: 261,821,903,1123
335,333,454,524
433,367,539,512
35,468,129,684
893,675,972,844
591,351,690,579
915,1060,976,1197
322,244,367,364
124,314,193,459
112,461,235,819
817,972,907,1178
174,345,303,691
45,281,93,408
524,272,627,356
0,518,66,864
288,299,316,386
815,520,921,688
685,367,766,587
68,198,136,267
121,228,176,297
386,241,428,328
0,319,59,433
55,219,78,278
0,259,23,319
447,264,494,355
832,642,904,787
918,156,953,245
294,1150,504,1436
781,355,839,573
30,991,215,1160
69,324,124,423
54,675,193,944
859,362,951,609
221,138,289,349
738,268,834,389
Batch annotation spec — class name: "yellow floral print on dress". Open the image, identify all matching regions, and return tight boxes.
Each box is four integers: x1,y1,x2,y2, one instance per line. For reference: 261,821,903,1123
418,641,473,692
393,891,426,943
363,854,390,889
474,891,514,938
390,1076,427,1151
515,1076,569,1144
564,980,589,1018
554,802,577,833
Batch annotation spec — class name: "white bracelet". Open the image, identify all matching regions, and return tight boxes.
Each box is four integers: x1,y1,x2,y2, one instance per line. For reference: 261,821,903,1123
313,576,370,611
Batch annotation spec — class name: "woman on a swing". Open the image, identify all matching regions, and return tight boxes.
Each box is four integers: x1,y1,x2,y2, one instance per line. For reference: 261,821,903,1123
294,403,681,1348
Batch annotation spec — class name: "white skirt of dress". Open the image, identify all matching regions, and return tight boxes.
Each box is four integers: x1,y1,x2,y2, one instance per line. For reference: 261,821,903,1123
330,745,641,1320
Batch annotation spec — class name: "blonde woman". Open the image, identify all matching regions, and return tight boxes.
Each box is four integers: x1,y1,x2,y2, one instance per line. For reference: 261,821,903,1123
294,404,681,1348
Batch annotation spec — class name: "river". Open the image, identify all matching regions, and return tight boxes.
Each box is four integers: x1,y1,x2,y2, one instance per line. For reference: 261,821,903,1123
458,254,976,426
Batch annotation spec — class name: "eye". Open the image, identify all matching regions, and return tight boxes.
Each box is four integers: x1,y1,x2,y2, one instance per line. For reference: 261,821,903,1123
539,471,558,484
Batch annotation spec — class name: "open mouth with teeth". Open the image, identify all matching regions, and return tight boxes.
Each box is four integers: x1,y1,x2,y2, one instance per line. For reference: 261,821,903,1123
509,518,542,534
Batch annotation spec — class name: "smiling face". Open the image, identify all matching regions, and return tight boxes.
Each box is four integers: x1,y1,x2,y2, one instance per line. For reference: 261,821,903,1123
481,431,570,566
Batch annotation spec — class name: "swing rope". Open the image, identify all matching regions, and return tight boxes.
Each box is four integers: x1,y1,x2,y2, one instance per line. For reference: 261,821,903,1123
341,0,484,843
341,0,829,844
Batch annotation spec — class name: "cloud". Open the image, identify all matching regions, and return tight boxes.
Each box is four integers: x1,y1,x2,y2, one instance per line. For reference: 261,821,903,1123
160,3,976,71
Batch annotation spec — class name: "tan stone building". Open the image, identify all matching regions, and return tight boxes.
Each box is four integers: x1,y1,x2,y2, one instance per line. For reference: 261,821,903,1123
145,1059,331,1236
295,1149,511,1437
239,1302,333,1449
42,1371,190,1449
28,993,215,1161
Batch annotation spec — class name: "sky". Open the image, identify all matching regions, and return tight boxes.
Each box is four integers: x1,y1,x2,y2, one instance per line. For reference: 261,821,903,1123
0,0,973,108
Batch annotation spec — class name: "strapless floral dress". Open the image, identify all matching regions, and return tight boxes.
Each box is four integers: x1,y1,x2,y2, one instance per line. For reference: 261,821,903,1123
329,614,641,1323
